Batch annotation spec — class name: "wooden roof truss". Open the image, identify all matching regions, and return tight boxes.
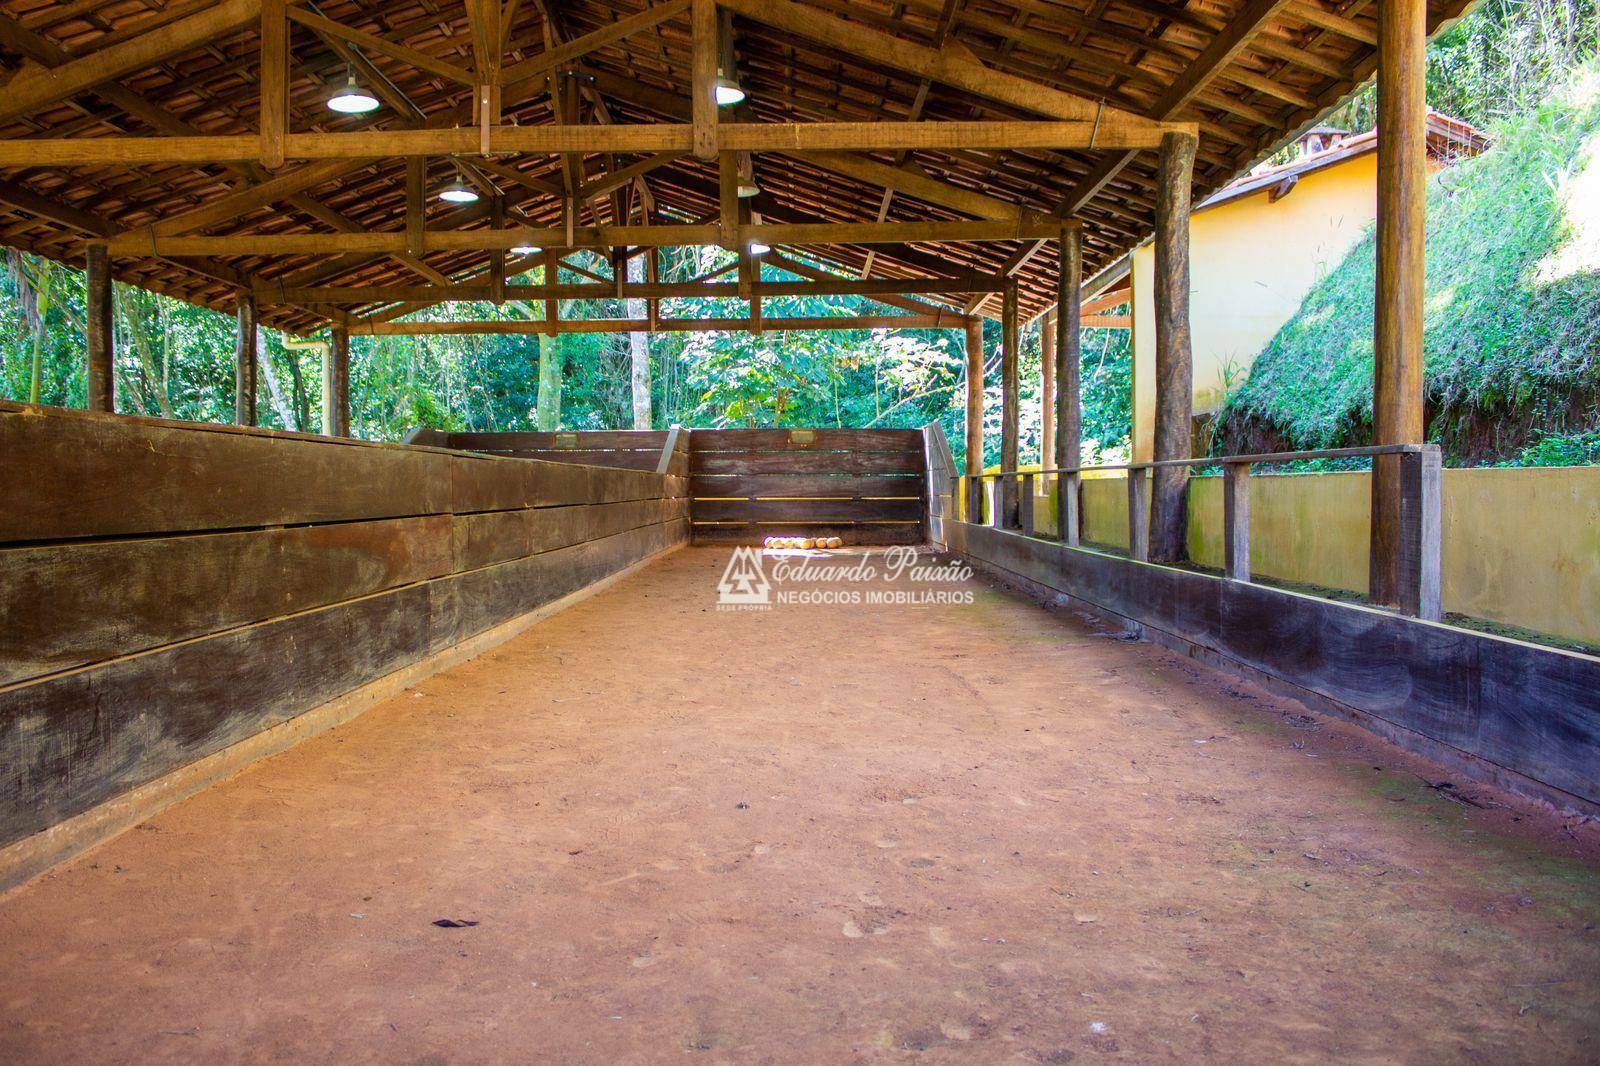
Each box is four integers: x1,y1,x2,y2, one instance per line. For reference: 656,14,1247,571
0,0,1472,334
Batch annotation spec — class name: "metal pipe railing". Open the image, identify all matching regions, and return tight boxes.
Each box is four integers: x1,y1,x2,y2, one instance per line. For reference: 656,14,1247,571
946,443,1442,621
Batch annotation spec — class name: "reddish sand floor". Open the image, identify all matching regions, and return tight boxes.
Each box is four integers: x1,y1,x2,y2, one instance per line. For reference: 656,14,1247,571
2,546,1598,1062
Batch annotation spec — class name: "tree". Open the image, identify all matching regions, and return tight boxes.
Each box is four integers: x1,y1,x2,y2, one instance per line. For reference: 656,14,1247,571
536,333,563,430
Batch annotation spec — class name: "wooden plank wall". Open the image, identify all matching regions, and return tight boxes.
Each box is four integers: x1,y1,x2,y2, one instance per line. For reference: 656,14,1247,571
944,519,1600,813
446,429,688,474
688,429,927,545
0,403,689,850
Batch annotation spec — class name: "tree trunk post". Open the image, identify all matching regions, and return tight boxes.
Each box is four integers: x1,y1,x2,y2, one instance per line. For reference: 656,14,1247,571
1055,227,1083,546
964,316,984,480
1040,311,1056,469
324,326,350,437
1151,131,1196,563
85,243,114,413
235,291,258,426
999,281,1020,529
1370,0,1429,606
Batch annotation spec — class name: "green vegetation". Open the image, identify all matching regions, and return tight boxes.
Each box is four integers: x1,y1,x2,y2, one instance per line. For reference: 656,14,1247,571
1214,58,1600,464
1,242,1131,471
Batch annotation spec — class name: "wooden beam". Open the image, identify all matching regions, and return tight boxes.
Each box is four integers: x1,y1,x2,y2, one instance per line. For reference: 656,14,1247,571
1059,0,1297,218
108,218,1075,256
0,0,264,123
1150,131,1196,564
578,152,684,203
968,0,1284,317
465,0,502,133
799,149,1036,224
500,0,690,84
284,7,477,86
1370,0,1428,607
85,244,114,413
259,0,287,170
713,0,1159,132
692,0,719,160
351,313,968,335
1223,462,1250,581
257,273,1004,304
0,119,1187,168
236,292,259,426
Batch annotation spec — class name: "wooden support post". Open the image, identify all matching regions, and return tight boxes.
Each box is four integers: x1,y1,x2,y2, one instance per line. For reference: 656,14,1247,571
964,316,984,477
647,247,661,331
1127,467,1150,562
1040,312,1056,467
1370,0,1429,607
542,249,559,335
235,291,258,426
406,157,426,257
1056,227,1083,545
260,0,287,170
1058,473,1081,547
489,196,506,302
1019,472,1035,537
1151,131,1196,563
1223,461,1250,581
1396,445,1442,619
85,243,114,413
966,475,983,524
691,0,718,160
1000,281,1020,529
324,326,350,437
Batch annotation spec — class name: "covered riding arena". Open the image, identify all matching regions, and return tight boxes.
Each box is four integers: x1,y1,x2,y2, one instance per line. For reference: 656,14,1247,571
1,0,1597,1059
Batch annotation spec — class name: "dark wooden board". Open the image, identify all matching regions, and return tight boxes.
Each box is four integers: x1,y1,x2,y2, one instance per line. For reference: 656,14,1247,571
691,429,922,451
690,522,922,545
692,498,924,522
454,498,686,571
691,451,925,475
0,515,454,687
0,404,449,543
449,430,671,450
690,474,925,499
946,520,1600,809
0,518,686,849
474,449,665,470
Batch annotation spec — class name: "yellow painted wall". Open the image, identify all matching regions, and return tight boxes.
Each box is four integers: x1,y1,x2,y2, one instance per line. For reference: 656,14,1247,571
1011,465,1599,647
1130,153,1382,461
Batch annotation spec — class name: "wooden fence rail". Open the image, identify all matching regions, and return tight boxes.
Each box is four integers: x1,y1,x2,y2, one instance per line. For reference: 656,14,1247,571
957,444,1443,620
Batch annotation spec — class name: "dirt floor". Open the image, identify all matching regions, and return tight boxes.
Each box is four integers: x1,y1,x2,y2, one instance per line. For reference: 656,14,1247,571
3,545,1598,1062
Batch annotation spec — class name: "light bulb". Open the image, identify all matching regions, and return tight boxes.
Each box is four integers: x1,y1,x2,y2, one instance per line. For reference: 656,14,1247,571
714,76,746,107
511,245,542,255
438,180,479,203
747,240,770,255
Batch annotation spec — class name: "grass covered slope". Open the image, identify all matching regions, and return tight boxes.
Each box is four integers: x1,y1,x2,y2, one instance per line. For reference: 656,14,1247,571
1213,63,1600,465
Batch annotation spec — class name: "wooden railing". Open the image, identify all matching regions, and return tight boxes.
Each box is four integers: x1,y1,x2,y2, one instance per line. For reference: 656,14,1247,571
959,444,1443,620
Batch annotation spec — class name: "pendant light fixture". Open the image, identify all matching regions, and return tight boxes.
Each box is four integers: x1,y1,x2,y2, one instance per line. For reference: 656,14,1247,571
438,178,479,204
326,67,380,114
713,74,746,107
